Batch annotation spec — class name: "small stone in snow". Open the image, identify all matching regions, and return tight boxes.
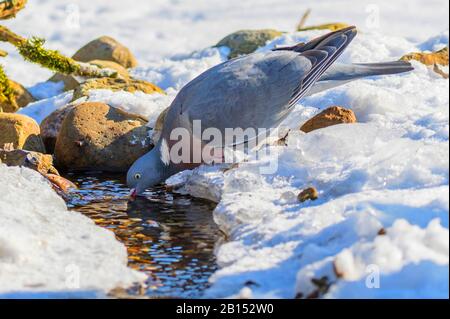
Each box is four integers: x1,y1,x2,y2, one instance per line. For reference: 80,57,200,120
298,187,319,203
300,106,357,133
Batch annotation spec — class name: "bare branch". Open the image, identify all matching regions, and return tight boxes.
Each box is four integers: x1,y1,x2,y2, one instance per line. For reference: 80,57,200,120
296,8,311,31
0,25,118,78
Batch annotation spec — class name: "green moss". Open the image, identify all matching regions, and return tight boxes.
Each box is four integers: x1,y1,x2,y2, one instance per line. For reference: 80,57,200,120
17,37,80,75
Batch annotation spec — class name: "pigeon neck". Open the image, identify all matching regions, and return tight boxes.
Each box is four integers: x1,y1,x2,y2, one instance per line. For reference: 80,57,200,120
151,139,173,182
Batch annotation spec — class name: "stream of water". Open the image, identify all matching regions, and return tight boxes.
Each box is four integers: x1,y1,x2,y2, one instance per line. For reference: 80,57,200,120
65,172,223,298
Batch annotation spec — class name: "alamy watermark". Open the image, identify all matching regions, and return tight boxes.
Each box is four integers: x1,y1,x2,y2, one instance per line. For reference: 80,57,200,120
159,121,287,174
365,4,381,30
65,4,81,30
365,264,381,289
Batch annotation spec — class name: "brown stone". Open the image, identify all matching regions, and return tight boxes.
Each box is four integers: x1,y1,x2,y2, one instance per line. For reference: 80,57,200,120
300,106,357,133
71,77,164,101
0,113,46,152
48,59,131,92
0,148,58,175
0,97,18,113
72,36,138,68
54,102,152,172
40,105,77,154
0,80,35,113
298,187,318,203
10,80,35,108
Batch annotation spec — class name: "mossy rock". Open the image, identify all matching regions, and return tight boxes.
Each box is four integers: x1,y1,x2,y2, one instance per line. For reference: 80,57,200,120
297,23,350,32
71,77,165,101
48,59,131,91
0,113,46,152
216,29,283,59
72,36,138,68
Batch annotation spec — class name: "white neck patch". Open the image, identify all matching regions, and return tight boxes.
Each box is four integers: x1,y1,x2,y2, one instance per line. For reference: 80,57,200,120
160,138,171,166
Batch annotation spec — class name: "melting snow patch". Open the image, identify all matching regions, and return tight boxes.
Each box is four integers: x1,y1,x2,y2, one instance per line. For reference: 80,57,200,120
0,165,146,296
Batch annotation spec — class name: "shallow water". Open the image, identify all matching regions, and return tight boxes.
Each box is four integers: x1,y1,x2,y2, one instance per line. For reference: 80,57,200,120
65,172,222,298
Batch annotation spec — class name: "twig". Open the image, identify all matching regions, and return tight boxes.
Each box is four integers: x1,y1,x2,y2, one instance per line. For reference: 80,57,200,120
296,8,311,31
0,25,118,78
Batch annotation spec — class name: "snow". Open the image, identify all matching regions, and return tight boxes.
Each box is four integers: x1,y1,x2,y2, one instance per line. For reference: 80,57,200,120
0,165,146,296
167,28,449,298
2,0,449,87
17,91,73,124
1,0,448,299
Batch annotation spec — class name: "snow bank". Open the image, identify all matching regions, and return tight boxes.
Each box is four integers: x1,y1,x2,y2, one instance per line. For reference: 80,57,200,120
18,91,73,124
0,165,146,296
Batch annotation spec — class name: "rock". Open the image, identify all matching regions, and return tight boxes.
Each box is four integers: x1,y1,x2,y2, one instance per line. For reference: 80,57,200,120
433,64,449,79
298,187,318,203
42,75,160,153
71,77,164,101
88,60,130,79
0,113,46,152
300,106,357,133
54,102,152,172
10,80,35,108
72,36,138,68
0,98,18,114
0,148,58,175
297,22,350,32
0,80,35,113
400,47,449,66
47,73,80,92
48,59,131,92
40,105,76,154
216,29,283,59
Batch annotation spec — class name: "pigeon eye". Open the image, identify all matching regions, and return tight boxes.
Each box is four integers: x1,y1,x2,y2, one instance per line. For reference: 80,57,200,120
134,173,142,180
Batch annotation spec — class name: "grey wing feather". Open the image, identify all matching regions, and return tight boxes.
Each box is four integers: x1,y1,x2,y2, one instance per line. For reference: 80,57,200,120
319,60,413,81
162,50,310,146
306,60,414,96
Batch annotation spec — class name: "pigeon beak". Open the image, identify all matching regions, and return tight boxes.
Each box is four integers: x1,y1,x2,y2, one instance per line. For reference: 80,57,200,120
129,188,137,199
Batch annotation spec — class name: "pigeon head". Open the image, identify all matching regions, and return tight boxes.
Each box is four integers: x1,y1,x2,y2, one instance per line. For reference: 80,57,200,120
126,144,168,197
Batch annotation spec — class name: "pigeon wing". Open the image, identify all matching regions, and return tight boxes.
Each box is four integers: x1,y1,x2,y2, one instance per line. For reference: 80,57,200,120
162,27,357,147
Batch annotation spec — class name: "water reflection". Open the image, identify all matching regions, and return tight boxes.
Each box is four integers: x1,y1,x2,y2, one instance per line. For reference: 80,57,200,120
65,172,222,298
